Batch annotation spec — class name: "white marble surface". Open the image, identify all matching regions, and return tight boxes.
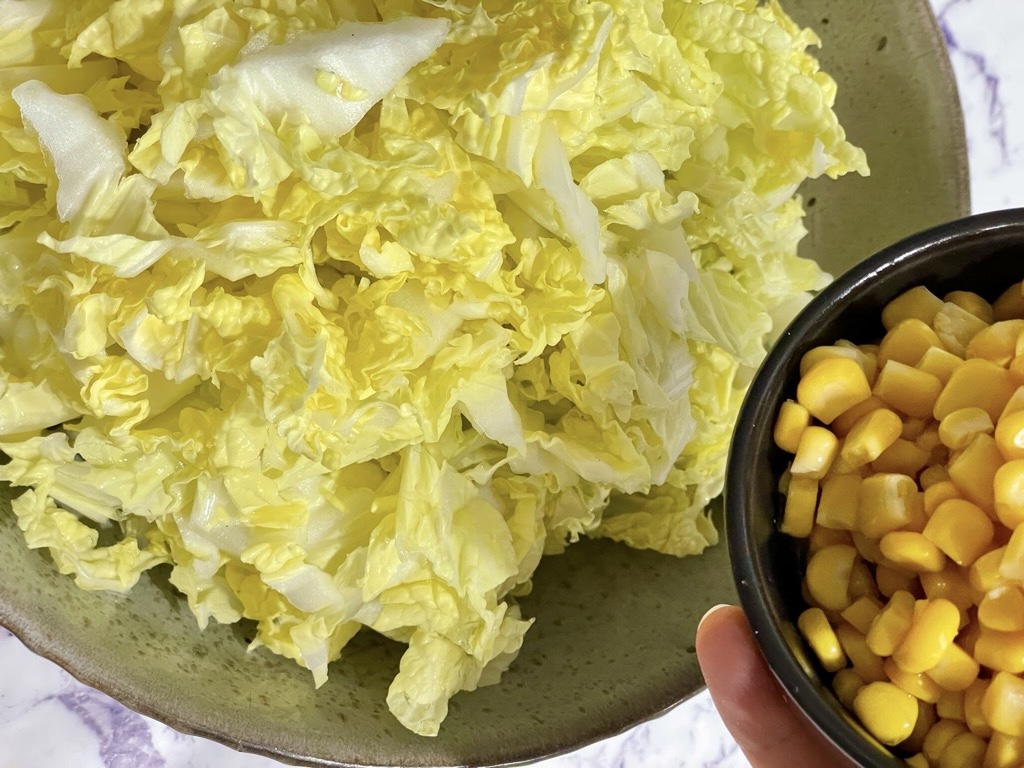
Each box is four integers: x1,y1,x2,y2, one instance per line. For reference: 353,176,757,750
3,2,1024,767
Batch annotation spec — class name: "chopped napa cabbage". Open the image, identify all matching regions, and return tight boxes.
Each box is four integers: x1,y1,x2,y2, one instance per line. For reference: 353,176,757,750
0,0,866,737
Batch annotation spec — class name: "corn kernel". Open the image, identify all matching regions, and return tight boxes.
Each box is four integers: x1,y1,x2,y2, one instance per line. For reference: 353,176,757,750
874,360,944,419
798,358,873,425
808,526,854,555
935,358,1016,423
872,438,932,478
1009,354,1024,387
853,681,919,746
982,672,1024,737
948,433,1003,511
973,629,1024,674
832,667,865,711
979,585,1024,632
805,544,858,611
832,395,886,437
923,498,996,567
924,720,971,765
885,657,943,703
946,291,995,324
917,345,965,384
848,560,879,601
893,598,960,674
866,589,916,656
921,565,982,616
934,301,992,357
967,319,1024,365
963,679,992,739
936,689,966,722
905,700,939,754
902,417,930,441
939,406,995,451
985,732,1024,768
773,400,812,453
879,319,944,367
925,643,979,692
816,473,862,531
859,473,921,539
797,607,846,673
884,286,945,330
841,596,884,635
800,345,878,384
1000,524,1024,582
791,426,839,479
840,408,903,468
876,564,920,599
880,531,947,573
836,623,887,683
996,410,1024,461
970,546,1008,593
1001,386,1024,420
993,282,1024,321
924,480,962,516
905,755,929,768
938,732,988,768
781,476,819,538
920,464,952,490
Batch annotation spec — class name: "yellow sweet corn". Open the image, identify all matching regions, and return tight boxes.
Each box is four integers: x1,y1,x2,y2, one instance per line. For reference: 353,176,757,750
978,585,1024,633
938,732,988,768
923,720,971,766
832,667,865,711
972,629,1024,674
798,358,873,425
883,286,945,330
993,282,1024,321
947,433,1002,511
916,345,965,385
880,531,946,573
832,395,886,437
858,472,920,539
939,406,995,451
892,598,960,674
781,476,819,538
920,463,952,490
773,399,812,453
904,700,939,754
836,623,886,683
816,473,862,531
866,589,916,657
946,291,995,324
967,319,1024,365
925,643,980,692
853,681,919,746
1000,385,1024,420
923,498,995,567
800,344,878,384
884,657,943,703
934,301,992,357
791,426,840,479
879,319,943,368
936,689,966,722
871,438,932,478
924,480,962,516
994,460,1024,528
969,546,1008,594
841,595,884,635
996,409,1024,461
999,524,1024,582
797,607,847,673
876,564,920,599
804,544,858,611
981,672,1024,737
934,358,1016,423
984,732,1024,768
874,360,944,419
840,408,903,468
964,678,992,738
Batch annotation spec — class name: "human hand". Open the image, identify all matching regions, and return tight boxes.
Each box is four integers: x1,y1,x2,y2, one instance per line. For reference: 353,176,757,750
695,604,855,768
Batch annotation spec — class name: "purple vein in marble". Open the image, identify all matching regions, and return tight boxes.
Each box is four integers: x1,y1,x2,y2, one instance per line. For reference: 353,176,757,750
937,0,1010,162
54,689,166,768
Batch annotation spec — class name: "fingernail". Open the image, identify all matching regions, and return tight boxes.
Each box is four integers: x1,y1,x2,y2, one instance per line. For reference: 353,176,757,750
697,603,733,634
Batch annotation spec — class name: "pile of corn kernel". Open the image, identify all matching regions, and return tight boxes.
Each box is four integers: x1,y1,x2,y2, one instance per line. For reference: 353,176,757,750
777,279,1024,767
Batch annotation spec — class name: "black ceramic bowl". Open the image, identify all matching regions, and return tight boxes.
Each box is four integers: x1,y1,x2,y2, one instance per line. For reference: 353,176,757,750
726,208,1024,766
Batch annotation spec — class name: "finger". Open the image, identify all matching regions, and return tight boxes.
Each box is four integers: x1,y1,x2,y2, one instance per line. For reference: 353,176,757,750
696,604,854,768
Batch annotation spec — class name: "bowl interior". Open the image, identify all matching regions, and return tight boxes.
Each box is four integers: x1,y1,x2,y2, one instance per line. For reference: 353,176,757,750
0,1,969,766
728,211,1024,767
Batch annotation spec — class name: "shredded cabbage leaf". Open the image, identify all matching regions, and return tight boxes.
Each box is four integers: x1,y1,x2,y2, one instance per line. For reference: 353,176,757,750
0,0,866,736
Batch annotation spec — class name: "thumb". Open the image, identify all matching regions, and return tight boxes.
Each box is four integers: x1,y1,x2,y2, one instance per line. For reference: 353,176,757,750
696,605,854,768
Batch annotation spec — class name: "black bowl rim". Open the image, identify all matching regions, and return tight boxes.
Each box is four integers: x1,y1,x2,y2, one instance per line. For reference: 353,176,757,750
726,206,1024,766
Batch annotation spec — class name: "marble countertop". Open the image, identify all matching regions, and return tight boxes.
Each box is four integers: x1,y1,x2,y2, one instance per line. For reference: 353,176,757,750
3,1,1023,766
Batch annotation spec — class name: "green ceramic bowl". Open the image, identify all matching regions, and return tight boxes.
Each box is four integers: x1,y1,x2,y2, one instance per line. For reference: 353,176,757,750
0,1,969,766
